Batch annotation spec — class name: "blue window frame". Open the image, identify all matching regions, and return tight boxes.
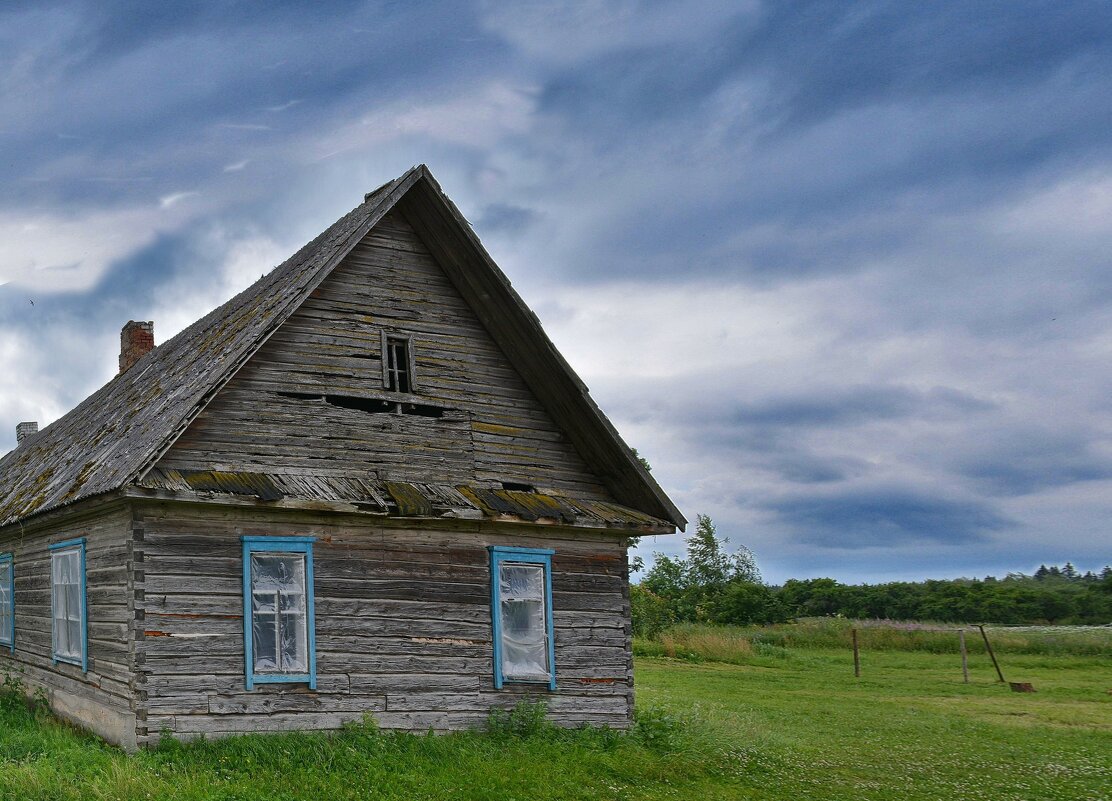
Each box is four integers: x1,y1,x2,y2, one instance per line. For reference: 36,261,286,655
489,546,556,690
0,553,13,652
49,538,87,672
242,536,316,690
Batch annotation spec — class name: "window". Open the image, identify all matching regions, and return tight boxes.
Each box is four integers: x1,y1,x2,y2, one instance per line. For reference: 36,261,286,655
381,332,415,393
49,539,87,671
489,546,555,690
0,553,12,652
242,536,316,690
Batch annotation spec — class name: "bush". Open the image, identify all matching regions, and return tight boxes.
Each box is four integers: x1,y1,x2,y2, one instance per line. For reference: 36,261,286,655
631,584,674,637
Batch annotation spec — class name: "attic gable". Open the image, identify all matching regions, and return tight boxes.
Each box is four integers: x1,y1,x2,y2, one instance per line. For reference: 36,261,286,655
155,209,616,501
0,166,684,530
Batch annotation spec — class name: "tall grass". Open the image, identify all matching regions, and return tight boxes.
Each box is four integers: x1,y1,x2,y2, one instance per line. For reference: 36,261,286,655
634,618,1112,665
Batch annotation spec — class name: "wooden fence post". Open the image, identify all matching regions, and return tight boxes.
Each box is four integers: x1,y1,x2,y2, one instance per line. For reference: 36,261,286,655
852,628,860,678
978,624,1005,683
959,629,969,684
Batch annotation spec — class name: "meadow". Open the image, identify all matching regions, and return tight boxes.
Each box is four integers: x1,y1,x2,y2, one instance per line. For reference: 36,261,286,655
1,623,1109,800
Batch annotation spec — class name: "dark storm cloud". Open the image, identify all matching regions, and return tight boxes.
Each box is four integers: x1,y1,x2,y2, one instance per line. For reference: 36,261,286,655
0,1,504,209
532,1,1112,284
602,378,994,491
953,428,1112,497
724,385,993,428
765,487,1014,549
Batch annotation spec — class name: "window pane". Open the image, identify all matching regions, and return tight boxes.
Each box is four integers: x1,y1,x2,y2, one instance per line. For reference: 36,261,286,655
252,554,305,593
500,597,548,680
55,611,69,656
280,611,308,672
500,564,543,600
252,591,278,614
65,620,82,658
252,612,278,671
250,553,308,675
66,584,81,621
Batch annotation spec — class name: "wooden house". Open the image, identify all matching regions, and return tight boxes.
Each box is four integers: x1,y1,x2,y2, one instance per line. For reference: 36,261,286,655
0,166,684,749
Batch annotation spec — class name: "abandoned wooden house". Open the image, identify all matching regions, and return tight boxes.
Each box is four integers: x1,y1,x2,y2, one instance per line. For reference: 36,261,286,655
0,165,684,749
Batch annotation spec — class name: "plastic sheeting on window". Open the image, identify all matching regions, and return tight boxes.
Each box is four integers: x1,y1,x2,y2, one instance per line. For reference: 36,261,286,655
250,553,308,674
499,563,549,680
0,561,11,644
51,550,82,660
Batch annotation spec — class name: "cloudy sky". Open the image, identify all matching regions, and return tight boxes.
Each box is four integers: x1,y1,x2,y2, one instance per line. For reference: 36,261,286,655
2,1,1111,583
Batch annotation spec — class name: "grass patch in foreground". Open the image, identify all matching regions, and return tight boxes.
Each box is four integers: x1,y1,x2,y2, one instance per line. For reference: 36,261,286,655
0,688,739,801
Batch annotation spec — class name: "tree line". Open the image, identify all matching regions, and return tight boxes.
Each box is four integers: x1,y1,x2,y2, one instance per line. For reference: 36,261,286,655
632,515,1112,636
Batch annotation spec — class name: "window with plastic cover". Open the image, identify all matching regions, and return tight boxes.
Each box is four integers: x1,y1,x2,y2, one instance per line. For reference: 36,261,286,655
0,554,12,651
251,554,308,674
49,541,86,670
241,536,316,690
490,546,555,690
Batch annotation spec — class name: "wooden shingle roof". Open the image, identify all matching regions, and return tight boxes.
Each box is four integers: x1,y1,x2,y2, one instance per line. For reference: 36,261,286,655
0,166,685,531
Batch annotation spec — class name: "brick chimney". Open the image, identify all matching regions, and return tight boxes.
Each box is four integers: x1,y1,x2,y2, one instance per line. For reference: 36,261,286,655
16,421,38,444
120,320,155,373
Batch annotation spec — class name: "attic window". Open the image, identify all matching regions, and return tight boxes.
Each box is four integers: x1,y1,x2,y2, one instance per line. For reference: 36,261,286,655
381,333,415,393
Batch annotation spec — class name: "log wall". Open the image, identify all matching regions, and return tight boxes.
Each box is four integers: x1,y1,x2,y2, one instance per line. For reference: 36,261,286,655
134,500,634,744
158,210,612,499
0,503,139,748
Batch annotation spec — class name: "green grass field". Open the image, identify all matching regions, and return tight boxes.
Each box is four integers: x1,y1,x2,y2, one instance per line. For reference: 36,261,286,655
2,645,1109,800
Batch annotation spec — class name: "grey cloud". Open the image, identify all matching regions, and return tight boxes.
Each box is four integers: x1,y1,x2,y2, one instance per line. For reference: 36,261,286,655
476,203,538,235
953,428,1112,497
764,487,1014,549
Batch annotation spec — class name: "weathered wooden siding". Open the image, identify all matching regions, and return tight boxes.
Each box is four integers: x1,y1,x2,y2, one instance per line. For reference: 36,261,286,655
157,210,612,500
0,503,139,748
134,501,633,743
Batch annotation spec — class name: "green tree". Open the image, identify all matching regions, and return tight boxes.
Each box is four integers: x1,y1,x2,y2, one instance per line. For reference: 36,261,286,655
711,581,787,625
638,514,779,625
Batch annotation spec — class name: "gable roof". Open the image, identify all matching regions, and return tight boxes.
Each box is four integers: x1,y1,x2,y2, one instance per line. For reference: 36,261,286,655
0,166,685,530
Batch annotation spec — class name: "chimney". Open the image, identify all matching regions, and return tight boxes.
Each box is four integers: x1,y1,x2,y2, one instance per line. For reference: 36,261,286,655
120,320,154,373
16,421,38,444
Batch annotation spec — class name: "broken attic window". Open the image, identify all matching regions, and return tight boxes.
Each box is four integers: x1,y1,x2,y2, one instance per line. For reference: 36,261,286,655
501,482,536,493
274,391,445,418
382,334,414,393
